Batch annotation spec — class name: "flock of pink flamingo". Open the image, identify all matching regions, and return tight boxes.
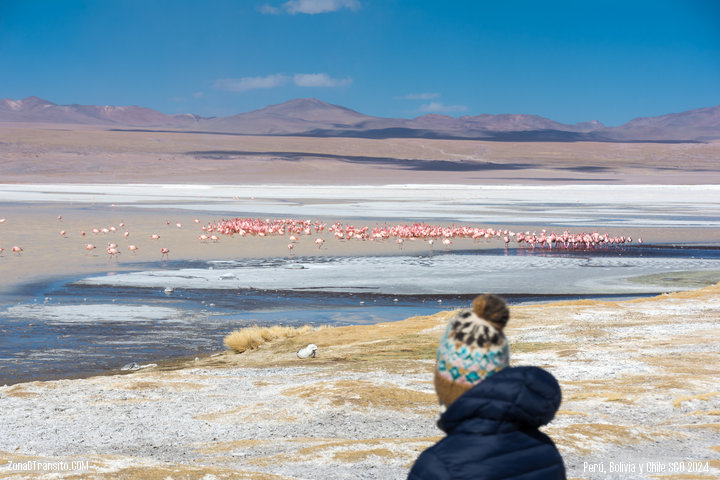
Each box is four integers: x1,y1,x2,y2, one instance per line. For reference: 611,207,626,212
204,218,642,251
0,215,643,262
0,215,174,262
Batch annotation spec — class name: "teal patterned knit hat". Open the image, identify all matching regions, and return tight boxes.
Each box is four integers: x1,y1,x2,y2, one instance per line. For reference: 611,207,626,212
434,294,510,406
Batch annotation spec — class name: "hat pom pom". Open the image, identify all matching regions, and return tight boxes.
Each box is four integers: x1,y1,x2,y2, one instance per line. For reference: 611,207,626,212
472,294,509,330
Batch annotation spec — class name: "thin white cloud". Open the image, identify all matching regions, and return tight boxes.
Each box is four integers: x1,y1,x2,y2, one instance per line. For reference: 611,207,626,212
404,93,441,100
260,0,360,15
293,73,352,87
258,4,280,14
214,73,351,92
214,74,290,92
418,102,468,113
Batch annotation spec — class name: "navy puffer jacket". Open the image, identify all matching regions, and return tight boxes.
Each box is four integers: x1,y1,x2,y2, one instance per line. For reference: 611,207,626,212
408,366,566,480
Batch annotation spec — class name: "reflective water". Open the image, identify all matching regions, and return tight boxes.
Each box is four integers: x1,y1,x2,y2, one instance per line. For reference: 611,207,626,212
1,246,719,385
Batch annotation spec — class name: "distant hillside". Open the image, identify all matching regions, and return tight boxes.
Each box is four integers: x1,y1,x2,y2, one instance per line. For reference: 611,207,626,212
1,96,718,142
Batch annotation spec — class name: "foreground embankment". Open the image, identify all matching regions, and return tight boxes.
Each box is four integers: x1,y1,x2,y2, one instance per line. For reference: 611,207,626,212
1,283,719,479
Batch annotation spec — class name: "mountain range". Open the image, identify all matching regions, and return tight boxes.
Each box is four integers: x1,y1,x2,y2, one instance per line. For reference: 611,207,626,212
1,96,718,142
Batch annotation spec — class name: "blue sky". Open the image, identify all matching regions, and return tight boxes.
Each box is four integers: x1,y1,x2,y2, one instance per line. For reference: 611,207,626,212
1,0,718,125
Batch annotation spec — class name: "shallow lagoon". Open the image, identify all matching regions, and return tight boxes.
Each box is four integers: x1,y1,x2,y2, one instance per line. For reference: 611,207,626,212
2,246,719,385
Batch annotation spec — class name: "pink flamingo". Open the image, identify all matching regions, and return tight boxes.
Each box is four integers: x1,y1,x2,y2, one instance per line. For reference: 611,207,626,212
128,245,138,253
60,230,67,237
107,247,120,261
12,246,23,255
84,243,96,253
151,234,160,240
160,247,170,260
314,238,325,249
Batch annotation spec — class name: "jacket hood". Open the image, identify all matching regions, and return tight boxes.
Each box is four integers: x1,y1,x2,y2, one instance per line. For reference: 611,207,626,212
440,366,562,435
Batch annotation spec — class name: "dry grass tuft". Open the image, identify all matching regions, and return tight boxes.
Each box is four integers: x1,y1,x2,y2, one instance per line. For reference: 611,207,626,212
223,325,314,353
3,386,40,398
283,380,437,413
673,392,720,409
333,447,395,462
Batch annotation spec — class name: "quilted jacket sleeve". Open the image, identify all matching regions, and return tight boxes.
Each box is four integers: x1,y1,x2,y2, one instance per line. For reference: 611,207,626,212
407,448,451,480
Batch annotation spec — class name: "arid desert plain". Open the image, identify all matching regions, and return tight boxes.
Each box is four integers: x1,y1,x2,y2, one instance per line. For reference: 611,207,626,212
1,124,719,479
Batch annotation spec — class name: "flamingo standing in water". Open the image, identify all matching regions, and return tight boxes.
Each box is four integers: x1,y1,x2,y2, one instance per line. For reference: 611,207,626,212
128,245,138,254
160,247,170,260
12,246,23,255
107,247,120,261
84,243,96,253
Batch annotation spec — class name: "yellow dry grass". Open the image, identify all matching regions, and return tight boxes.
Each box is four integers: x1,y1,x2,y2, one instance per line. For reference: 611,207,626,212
283,380,437,413
223,325,314,353
673,392,720,409
243,436,443,468
332,447,394,462
2,386,40,398
0,451,290,480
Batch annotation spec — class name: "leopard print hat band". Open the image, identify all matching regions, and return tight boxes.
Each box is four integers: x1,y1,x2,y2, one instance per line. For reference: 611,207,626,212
434,294,510,407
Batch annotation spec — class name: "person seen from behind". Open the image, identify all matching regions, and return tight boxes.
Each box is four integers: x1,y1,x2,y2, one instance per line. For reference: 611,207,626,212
408,294,566,479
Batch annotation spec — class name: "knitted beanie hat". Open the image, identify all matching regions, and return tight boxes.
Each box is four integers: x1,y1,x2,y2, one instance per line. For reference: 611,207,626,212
434,294,511,407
